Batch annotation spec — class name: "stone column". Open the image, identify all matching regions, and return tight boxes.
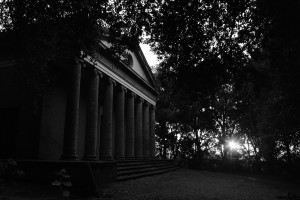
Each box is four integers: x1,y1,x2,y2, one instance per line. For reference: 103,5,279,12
61,59,81,160
83,69,100,161
100,77,114,160
134,97,143,158
143,102,150,158
149,106,156,158
125,91,135,158
114,85,125,159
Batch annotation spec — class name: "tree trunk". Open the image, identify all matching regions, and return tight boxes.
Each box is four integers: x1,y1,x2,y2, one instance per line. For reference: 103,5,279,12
194,129,201,158
163,137,167,159
221,123,228,161
284,140,292,164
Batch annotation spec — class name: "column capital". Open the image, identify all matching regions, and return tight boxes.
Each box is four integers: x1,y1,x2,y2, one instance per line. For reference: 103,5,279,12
75,57,86,65
107,77,117,86
127,90,136,98
75,57,81,64
136,96,144,103
97,70,104,78
144,101,150,107
92,68,104,78
117,84,126,92
81,62,87,68
91,68,98,75
150,105,156,111
123,86,128,93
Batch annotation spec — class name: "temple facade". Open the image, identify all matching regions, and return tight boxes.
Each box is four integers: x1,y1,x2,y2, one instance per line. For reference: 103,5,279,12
0,38,158,161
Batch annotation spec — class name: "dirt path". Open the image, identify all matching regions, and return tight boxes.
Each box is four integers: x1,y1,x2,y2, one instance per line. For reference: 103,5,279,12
100,168,300,200
1,168,299,200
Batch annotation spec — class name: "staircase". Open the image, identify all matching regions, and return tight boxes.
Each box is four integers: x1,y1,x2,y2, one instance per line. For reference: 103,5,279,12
117,160,180,181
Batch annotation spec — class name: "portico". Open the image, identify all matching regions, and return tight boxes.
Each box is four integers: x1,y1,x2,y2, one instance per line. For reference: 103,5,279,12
0,27,170,194
0,34,159,190
58,44,157,161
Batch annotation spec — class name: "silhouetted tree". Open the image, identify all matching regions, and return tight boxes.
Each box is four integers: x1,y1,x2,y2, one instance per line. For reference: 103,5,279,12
0,0,154,94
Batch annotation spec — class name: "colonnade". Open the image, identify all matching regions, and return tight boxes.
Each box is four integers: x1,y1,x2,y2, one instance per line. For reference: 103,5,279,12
61,60,156,160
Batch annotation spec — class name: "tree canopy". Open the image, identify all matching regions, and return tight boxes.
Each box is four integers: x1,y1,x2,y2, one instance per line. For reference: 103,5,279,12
0,0,153,94
1,0,300,173
150,0,300,174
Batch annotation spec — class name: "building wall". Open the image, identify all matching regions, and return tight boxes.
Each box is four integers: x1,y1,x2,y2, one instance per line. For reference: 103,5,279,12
39,84,66,160
0,67,21,107
16,95,41,159
0,66,40,159
38,78,87,160
0,67,21,158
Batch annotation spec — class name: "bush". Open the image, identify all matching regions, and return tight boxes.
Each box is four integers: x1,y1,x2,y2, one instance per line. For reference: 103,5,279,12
0,158,25,183
189,158,252,172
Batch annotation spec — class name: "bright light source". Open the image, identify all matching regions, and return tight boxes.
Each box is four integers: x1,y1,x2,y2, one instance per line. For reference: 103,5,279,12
228,140,240,150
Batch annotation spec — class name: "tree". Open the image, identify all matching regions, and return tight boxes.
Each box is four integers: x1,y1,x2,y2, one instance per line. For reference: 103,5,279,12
238,0,300,164
0,0,153,94
152,0,300,170
149,0,264,163
212,84,240,161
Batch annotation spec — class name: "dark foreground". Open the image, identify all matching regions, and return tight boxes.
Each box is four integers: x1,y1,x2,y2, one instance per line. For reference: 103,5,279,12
1,168,299,200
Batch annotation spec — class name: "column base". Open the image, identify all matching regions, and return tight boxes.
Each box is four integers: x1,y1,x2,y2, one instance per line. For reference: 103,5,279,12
134,154,143,159
83,155,98,161
134,157,145,160
60,154,78,161
99,156,114,161
114,156,125,160
124,157,136,160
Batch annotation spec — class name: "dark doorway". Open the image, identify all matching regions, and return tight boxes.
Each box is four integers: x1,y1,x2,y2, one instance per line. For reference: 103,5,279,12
0,107,19,158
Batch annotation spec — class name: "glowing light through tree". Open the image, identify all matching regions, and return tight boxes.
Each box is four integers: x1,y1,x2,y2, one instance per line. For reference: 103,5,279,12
228,140,240,150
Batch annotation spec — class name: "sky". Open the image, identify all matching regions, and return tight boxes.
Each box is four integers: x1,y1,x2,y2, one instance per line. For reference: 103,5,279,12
140,43,160,68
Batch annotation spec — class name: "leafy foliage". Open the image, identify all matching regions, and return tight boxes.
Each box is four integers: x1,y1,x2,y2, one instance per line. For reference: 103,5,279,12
0,159,25,182
152,0,263,160
153,0,300,174
52,168,72,197
0,0,153,95
1,0,300,173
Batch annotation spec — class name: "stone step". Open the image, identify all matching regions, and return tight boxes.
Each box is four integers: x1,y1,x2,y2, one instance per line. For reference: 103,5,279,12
117,164,176,176
117,160,170,167
117,166,180,181
116,160,180,181
118,162,173,171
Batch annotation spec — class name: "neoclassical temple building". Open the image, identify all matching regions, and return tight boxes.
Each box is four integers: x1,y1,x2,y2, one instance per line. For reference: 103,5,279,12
41,43,158,162
0,32,181,194
0,36,158,162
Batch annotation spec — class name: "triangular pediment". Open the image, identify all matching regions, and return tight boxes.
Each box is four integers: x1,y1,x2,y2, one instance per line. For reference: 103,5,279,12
99,39,157,92
128,49,152,85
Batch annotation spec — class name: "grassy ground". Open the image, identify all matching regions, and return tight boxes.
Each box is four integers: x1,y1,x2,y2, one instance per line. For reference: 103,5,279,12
1,168,299,200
